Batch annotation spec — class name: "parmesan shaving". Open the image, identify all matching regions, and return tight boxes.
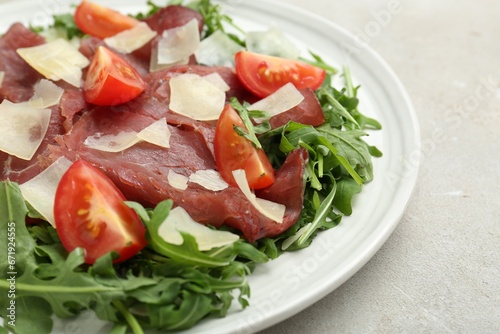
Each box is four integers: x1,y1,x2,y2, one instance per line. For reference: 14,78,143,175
248,82,304,119
194,30,244,67
19,157,73,227
104,22,157,54
189,169,228,191
232,169,286,224
28,79,64,109
246,27,300,59
137,118,171,148
84,131,140,153
156,19,200,65
203,73,230,92
0,71,4,88
167,170,189,190
17,38,90,87
0,100,51,160
169,73,225,121
158,206,239,251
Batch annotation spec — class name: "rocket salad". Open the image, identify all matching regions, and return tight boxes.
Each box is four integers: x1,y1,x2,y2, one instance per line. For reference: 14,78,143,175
0,0,382,333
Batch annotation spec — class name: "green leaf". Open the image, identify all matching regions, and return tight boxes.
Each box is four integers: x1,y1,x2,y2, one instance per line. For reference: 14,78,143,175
297,179,337,247
148,291,214,330
12,297,53,334
333,178,363,215
0,181,32,277
317,127,376,183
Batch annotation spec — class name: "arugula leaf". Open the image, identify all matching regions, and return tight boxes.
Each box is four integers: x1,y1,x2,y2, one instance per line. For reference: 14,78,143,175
52,14,84,40
230,98,266,149
333,177,362,215
0,181,33,277
296,178,337,247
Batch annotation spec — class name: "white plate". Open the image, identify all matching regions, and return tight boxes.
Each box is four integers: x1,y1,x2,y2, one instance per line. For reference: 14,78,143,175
0,0,420,333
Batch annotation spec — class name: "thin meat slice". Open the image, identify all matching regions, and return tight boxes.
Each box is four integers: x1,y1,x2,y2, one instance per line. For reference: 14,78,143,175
0,23,45,103
256,148,308,238
143,5,204,34
269,88,325,128
50,108,307,241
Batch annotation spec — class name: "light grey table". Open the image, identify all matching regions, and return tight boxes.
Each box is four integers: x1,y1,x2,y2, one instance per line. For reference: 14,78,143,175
260,0,500,333
0,0,498,333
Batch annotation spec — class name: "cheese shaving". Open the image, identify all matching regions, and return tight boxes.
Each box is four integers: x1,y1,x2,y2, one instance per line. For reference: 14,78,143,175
167,170,188,190
156,19,200,65
17,38,90,87
84,131,140,153
248,82,304,119
189,169,228,191
169,73,225,121
232,169,286,224
137,118,171,148
194,30,244,67
104,22,157,54
158,206,239,251
0,71,4,88
28,79,64,109
19,157,73,227
0,100,51,160
202,72,230,92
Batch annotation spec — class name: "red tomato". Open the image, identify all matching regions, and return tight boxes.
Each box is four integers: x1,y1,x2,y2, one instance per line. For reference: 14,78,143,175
214,104,275,189
54,160,147,264
234,51,326,98
83,46,146,106
74,0,140,39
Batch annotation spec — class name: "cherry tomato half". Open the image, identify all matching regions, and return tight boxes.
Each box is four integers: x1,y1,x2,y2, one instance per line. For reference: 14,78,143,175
83,46,146,106
214,104,275,190
74,0,140,39
54,160,147,264
234,51,326,98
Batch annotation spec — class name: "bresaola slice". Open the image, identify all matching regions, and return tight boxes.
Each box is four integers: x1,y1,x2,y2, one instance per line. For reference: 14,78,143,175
0,23,45,103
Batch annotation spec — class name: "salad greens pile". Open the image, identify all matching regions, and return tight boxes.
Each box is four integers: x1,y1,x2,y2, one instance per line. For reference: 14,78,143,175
0,0,382,333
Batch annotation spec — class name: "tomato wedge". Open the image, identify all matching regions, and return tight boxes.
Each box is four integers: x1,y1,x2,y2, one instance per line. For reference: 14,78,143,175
74,0,140,39
235,50,326,98
214,104,275,189
54,160,147,264
83,46,146,106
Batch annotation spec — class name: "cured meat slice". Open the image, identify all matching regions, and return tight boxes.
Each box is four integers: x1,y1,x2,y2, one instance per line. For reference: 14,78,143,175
50,108,307,241
143,5,204,34
0,23,45,103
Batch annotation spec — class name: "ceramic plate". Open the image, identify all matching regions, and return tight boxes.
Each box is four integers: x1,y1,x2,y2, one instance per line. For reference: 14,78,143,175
0,0,420,333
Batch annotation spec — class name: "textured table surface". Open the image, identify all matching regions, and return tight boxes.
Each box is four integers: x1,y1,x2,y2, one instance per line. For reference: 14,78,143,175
0,0,498,333
261,0,500,333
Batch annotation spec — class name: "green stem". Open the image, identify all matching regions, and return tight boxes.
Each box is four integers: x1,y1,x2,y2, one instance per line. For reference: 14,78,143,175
113,300,144,334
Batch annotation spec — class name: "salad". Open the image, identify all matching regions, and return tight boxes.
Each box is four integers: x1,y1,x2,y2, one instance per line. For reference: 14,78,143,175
0,0,382,333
